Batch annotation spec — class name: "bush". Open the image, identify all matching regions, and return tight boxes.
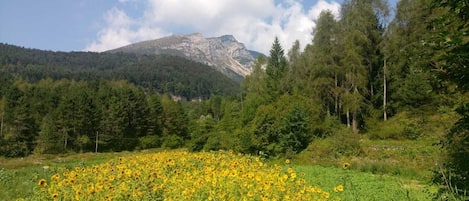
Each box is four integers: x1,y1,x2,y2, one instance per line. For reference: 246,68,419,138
0,141,29,157
248,95,322,156
137,135,162,150
330,127,362,157
162,135,184,149
367,112,422,140
434,104,469,199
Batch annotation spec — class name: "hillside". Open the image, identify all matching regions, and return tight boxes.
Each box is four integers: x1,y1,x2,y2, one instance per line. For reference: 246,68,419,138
0,43,240,99
108,33,261,81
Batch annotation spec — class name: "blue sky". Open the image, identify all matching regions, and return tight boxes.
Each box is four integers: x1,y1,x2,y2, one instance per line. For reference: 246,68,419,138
0,0,397,54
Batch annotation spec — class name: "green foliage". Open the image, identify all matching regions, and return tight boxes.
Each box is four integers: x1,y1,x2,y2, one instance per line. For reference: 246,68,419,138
295,165,433,201
430,0,469,198
437,103,469,195
368,112,423,140
137,135,162,150
162,134,184,149
161,94,189,139
34,115,63,154
265,37,288,100
248,95,322,156
0,43,240,99
330,127,363,157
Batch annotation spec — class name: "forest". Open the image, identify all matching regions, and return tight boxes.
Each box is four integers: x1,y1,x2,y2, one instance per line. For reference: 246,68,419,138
0,43,240,99
0,0,467,199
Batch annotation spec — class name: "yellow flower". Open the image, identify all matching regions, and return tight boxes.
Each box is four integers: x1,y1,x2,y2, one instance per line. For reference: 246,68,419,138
343,162,350,170
38,179,47,187
334,184,344,192
247,191,254,197
51,174,60,181
321,192,330,198
285,159,291,164
52,192,59,200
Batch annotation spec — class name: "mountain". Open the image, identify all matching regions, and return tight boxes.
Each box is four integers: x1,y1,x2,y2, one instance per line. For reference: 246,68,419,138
108,33,261,80
0,43,240,99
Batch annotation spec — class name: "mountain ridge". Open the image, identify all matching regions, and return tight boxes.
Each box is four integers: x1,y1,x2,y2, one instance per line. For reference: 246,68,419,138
108,33,261,79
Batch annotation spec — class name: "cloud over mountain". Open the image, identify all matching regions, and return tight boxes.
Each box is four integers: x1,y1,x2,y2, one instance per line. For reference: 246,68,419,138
85,0,340,54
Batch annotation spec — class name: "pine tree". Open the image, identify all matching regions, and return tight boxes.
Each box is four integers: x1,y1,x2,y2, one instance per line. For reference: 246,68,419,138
265,37,287,100
338,0,388,133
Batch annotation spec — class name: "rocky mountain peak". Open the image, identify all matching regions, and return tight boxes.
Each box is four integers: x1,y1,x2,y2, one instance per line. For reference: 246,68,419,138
108,33,261,80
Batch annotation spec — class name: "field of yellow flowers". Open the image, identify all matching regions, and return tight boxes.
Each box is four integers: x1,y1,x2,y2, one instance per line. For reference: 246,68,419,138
33,150,343,201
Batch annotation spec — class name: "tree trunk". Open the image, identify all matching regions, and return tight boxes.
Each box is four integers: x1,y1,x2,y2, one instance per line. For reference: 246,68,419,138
63,130,68,150
352,110,358,134
0,112,3,138
383,59,387,121
346,109,350,127
334,74,339,117
95,131,99,153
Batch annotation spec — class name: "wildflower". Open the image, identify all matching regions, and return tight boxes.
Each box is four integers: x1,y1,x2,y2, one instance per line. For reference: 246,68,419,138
38,179,47,187
51,174,60,180
285,159,291,164
343,162,350,170
321,192,330,198
334,184,344,192
52,192,59,200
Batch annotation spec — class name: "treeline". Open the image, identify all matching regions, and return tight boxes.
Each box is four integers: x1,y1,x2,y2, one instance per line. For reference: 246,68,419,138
0,79,191,156
0,43,240,99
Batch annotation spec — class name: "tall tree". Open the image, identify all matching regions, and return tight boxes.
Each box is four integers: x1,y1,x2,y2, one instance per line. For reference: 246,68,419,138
308,10,340,116
161,94,189,142
432,0,469,195
383,0,437,112
241,55,268,125
147,94,164,136
338,0,388,132
265,37,288,101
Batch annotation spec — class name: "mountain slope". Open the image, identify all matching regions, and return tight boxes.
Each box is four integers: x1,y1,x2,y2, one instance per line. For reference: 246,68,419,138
108,33,261,80
0,43,240,99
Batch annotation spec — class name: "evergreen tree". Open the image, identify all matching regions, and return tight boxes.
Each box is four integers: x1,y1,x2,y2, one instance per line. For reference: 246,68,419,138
432,0,469,195
265,37,288,100
161,94,189,148
307,10,341,116
384,0,437,112
241,55,268,125
338,0,388,132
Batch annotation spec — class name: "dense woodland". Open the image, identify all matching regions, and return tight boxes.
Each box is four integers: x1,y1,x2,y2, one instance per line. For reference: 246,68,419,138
0,44,240,99
0,0,468,198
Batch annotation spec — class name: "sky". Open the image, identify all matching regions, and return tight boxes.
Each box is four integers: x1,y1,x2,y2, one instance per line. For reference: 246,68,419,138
0,0,397,55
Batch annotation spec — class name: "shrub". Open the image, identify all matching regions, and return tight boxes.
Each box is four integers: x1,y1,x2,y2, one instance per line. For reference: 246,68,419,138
137,135,161,150
162,135,184,149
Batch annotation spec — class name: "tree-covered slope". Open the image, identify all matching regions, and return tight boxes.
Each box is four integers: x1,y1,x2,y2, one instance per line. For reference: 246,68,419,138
0,43,240,99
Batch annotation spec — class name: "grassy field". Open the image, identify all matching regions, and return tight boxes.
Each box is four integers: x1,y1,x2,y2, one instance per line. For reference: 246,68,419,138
0,149,436,201
295,165,434,201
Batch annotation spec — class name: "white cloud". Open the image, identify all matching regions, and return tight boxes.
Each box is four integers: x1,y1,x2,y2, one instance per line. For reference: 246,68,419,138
85,0,340,54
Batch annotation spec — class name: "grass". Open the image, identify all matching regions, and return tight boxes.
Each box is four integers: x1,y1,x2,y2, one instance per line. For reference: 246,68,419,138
0,149,437,201
295,136,442,181
294,165,436,201
0,151,127,200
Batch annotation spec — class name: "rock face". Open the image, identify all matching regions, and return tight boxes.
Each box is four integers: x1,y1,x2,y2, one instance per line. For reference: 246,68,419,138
108,33,261,80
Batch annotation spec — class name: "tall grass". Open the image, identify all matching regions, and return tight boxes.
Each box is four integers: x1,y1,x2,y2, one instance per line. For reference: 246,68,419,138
294,165,435,201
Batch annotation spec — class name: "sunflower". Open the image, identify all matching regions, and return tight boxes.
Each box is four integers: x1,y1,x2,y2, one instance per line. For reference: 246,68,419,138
51,174,60,181
335,184,344,192
38,179,47,187
321,192,330,198
285,159,291,164
343,162,351,170
52,192,59,200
